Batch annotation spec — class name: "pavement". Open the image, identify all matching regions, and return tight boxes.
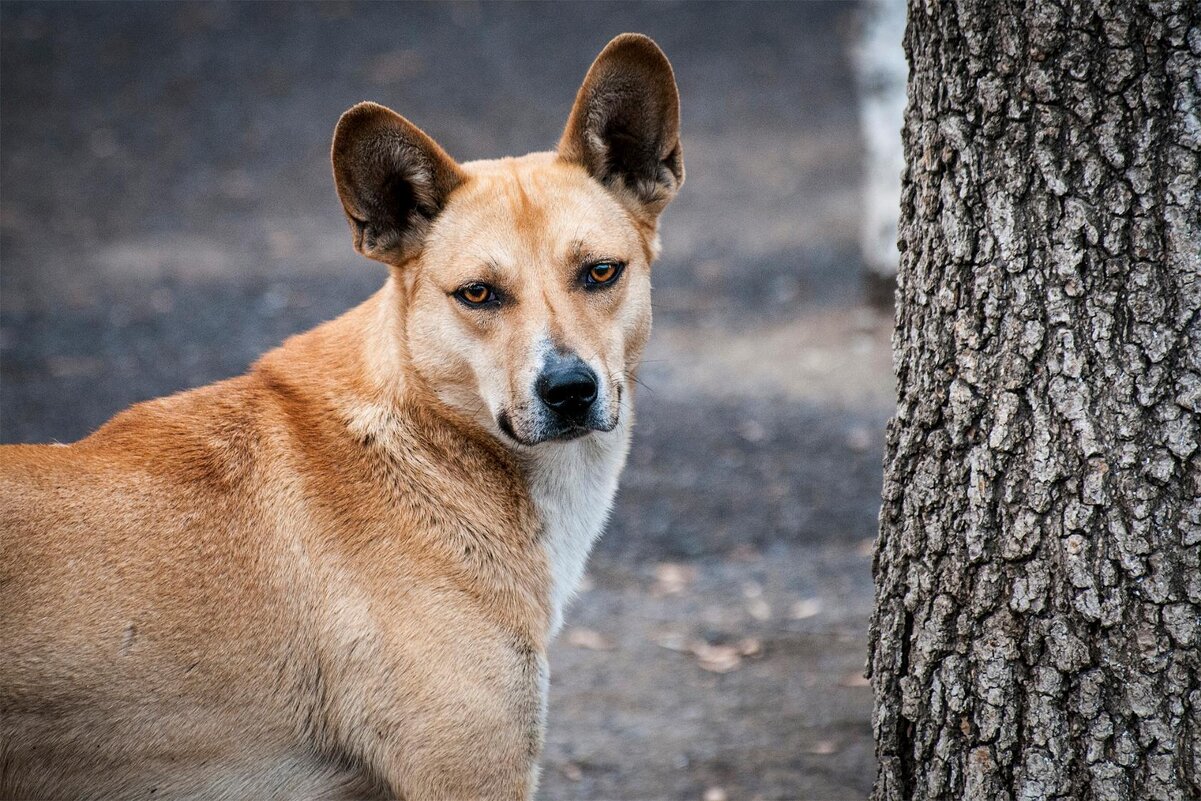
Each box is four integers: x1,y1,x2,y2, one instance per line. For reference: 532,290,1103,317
0,3,893,799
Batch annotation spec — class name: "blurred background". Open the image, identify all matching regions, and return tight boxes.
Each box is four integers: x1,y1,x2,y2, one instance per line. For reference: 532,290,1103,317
0,2,904,799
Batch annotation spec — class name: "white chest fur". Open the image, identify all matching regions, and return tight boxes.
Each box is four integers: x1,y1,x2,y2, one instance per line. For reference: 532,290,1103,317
523,419,631,636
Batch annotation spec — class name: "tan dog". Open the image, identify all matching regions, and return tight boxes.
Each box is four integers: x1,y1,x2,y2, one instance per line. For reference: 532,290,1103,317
0,34,682,801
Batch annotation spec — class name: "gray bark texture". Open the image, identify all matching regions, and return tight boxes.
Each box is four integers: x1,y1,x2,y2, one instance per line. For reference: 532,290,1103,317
869,1,1201,800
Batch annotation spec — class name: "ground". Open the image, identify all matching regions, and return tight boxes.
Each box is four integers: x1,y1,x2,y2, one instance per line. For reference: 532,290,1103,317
0,3,891,799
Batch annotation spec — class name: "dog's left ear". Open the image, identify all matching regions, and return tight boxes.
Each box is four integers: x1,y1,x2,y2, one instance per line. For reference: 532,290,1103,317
558,34,684,220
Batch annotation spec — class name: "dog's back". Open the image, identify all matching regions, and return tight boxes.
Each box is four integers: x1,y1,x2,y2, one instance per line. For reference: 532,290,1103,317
1,375,354,798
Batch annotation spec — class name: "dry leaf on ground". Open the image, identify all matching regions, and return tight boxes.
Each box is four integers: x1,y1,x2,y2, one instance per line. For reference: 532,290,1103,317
566,628,615,651
790,598,823,619
691,637,763,673
652,562,697,596
692,642,742,673
746,597,772,621
654,630,693,652
736,637,762,657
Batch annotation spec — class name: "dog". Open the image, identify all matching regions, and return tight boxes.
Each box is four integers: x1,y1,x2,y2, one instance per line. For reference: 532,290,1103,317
0,33,682,800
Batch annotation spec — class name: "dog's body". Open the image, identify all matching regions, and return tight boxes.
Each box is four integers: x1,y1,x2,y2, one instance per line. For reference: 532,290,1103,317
0,35,681,800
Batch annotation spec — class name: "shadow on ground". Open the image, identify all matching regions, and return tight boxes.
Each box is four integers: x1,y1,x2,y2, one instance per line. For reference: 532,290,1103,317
1,3,890,798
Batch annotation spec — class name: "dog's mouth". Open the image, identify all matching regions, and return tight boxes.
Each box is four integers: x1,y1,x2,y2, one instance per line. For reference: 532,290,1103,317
496,410,615,447
549,426,592,442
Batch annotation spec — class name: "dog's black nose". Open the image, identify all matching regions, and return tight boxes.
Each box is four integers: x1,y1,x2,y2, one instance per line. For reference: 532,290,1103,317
538,363,598,421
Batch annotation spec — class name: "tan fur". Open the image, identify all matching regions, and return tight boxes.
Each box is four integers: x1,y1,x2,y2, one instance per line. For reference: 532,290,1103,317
0,34,681,801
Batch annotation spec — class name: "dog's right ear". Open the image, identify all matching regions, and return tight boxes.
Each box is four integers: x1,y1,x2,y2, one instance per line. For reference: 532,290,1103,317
331,102,465,266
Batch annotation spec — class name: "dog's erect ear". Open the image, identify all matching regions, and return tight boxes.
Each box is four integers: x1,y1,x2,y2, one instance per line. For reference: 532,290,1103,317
331,102,465,266
558,34,684,219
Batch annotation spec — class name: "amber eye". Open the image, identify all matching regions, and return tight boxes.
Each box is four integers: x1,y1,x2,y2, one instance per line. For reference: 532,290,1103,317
456,283,495,306
585,261,624,287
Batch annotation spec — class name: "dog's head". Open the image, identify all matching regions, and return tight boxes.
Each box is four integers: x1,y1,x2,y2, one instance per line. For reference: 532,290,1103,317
331,34,682,446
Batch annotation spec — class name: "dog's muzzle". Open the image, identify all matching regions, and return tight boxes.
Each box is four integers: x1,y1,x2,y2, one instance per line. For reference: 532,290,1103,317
498,352,618,445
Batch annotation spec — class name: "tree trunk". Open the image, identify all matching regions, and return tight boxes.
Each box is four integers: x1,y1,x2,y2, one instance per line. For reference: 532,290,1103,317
869,1,1200,800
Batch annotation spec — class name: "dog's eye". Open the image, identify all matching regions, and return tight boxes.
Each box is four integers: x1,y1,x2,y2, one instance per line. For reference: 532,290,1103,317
585,261,624,287
456,283,496,306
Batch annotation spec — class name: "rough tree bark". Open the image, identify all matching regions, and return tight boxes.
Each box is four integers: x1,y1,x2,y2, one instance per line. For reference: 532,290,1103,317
869,1,1200,800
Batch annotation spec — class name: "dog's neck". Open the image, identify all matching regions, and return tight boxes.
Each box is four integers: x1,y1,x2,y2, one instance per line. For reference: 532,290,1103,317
518,415,632,635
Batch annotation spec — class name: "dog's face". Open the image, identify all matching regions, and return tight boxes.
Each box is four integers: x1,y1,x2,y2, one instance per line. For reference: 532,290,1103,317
331,35,683,446
406,156,653,445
